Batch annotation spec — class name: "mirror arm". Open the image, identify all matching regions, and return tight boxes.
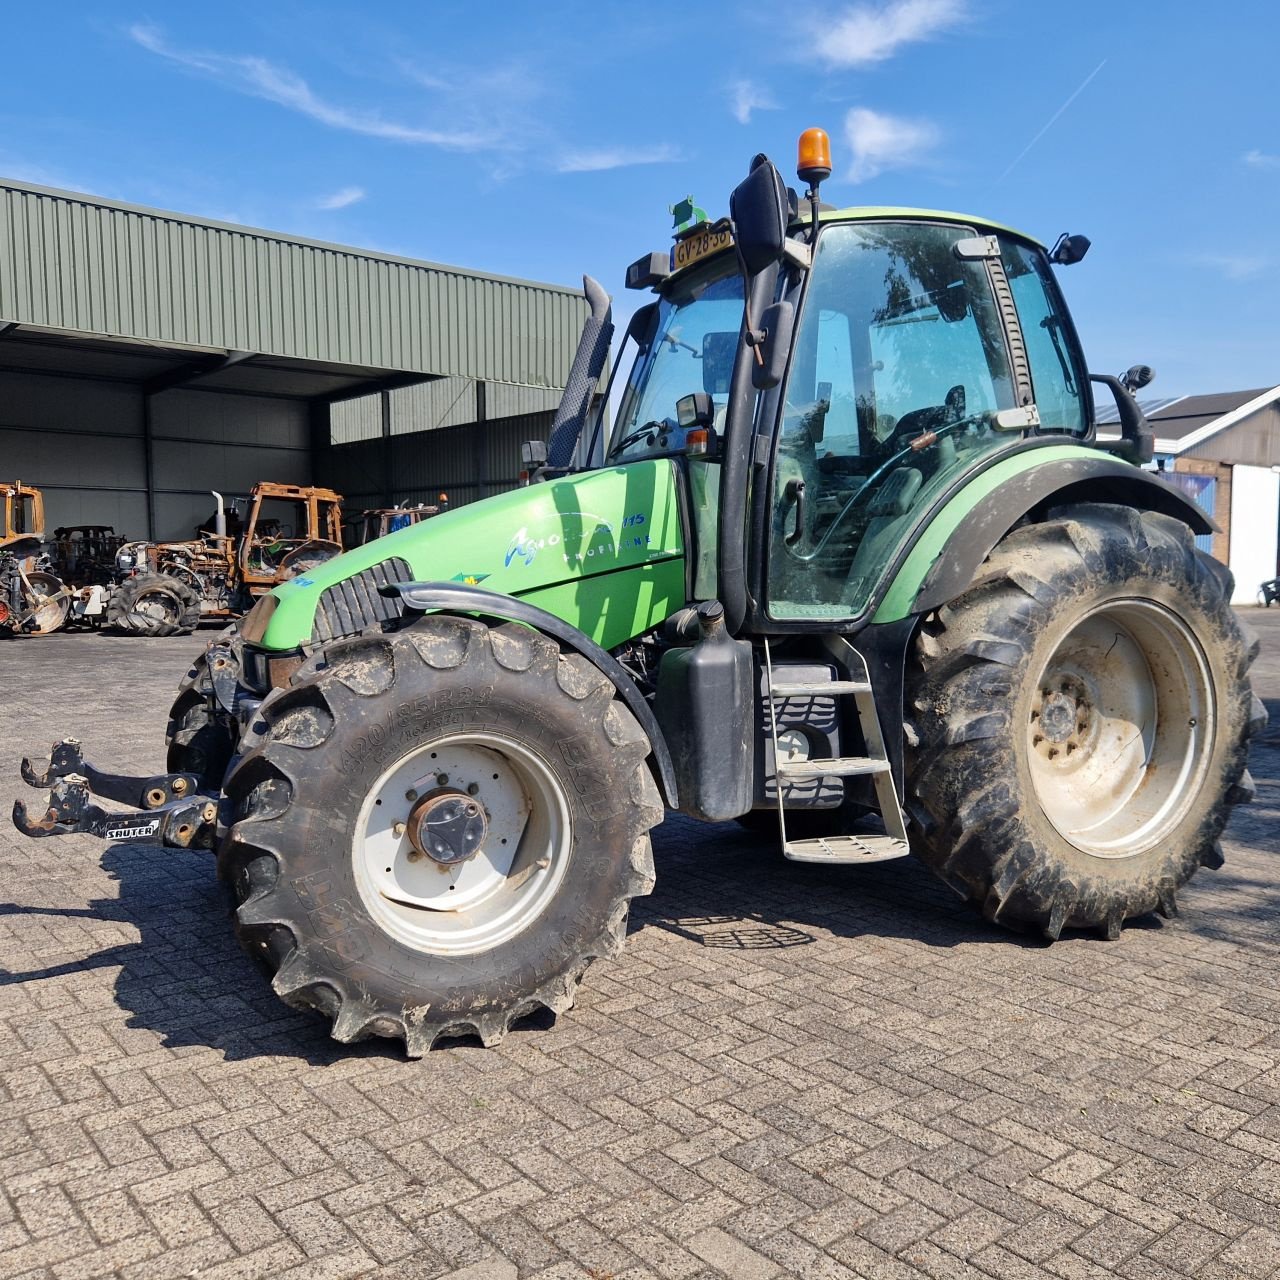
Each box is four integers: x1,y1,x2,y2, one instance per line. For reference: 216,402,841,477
1090,373,1154,465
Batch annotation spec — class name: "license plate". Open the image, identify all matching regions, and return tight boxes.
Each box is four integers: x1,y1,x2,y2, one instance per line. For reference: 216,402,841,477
672,223,734,273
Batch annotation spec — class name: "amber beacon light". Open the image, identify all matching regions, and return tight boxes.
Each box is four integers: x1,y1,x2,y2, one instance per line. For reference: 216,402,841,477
797,127,832,189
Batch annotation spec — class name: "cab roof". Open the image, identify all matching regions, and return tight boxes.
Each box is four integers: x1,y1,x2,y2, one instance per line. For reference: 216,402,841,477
815,205,1041,247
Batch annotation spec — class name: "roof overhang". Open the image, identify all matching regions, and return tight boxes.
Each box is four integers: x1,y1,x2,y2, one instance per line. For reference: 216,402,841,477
0,322,434,401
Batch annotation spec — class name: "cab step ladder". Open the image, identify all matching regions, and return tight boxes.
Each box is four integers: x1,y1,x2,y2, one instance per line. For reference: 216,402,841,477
762,637,910,864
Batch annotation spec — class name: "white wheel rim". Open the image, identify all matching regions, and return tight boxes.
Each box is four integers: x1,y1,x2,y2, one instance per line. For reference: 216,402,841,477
352,732,572,955
26,573,67,633
1027,599,1214,858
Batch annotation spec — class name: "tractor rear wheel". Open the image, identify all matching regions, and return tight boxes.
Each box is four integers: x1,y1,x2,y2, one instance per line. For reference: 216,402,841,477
904,504,1263,940
218,616,662,1054
106,573,201,636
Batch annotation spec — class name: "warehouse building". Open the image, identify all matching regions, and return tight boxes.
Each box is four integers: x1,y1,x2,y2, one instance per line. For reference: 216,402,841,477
0,178,585,542
1100,385,1280,603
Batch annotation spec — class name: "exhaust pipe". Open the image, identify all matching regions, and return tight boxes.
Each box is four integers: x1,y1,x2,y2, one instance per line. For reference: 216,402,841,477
211,491,226,538
545,276,613,473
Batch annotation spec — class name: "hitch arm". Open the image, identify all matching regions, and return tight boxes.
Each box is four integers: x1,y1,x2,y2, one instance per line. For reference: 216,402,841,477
13,775,218,849
20,739,202,809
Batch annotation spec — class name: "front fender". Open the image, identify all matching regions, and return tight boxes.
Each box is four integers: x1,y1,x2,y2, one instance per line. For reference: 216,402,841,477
387,581,678,809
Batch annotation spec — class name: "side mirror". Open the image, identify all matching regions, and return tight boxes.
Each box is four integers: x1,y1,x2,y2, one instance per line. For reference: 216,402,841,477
729,156,789,276
1049,232,1091,266
521,440,547,467
752,301,795,390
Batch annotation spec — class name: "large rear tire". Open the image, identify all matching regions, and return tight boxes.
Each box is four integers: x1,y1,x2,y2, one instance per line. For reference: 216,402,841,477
106,573,201,636
218,617,662,1054
904,505,1263,940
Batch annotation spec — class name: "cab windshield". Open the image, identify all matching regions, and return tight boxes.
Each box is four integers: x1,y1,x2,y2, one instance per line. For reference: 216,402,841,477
609,258,743,462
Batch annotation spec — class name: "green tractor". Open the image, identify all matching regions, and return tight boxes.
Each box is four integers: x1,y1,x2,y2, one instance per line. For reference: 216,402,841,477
14,130,1265,1055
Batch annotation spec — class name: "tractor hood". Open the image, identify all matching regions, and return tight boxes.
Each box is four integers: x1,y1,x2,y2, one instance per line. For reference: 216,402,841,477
259,459,687,652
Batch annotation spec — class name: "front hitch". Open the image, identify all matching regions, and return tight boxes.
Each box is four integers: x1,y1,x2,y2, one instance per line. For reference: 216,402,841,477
20,738,203,809
13,775,218,849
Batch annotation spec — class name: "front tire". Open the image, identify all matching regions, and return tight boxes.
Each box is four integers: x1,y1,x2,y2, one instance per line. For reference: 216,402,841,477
905,505,1262,940
218,617,662,1054
106,573,201,636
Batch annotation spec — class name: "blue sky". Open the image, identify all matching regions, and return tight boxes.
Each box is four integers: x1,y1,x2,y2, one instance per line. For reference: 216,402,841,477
2,0,1277,396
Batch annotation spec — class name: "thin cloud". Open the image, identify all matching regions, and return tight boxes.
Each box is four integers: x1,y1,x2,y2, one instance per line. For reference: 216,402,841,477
997,59,1107,183
846,106,938,182
730,79,777,125
129,24,490,149
815,0,966,67
1194,253,1272,281
1244,149,1280,170
316,186,365,210
556,144,683,173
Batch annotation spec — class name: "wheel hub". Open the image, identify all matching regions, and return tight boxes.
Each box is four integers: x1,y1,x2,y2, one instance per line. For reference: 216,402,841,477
407,790,488,866
1032,674,1093,760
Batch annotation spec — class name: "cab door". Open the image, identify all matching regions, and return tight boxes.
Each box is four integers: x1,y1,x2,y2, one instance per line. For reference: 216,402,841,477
764,221,1024,622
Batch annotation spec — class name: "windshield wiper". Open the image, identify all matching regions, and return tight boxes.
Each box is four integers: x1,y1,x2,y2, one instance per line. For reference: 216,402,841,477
1040,315,1077,396
609,420,665,458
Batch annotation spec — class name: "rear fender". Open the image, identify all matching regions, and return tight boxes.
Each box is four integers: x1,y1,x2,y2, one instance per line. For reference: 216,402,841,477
882,454,1214,620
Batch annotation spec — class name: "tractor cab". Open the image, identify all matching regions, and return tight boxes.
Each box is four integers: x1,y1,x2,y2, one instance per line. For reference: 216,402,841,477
238,482,344,588
1,481,45,551
607,154,1102,635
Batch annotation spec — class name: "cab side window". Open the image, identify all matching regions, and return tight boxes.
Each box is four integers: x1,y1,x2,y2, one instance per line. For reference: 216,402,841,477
1001,240,1088,435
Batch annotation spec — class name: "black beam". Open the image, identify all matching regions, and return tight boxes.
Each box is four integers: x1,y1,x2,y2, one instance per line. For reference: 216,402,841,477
380,389,394,506
476,379,488,501
325,371,437,405
142,349,255,396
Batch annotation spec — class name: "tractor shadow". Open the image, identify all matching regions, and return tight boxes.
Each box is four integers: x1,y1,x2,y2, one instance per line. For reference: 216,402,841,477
634,813,1040,953
637,702,1280,952
0,845,401,1065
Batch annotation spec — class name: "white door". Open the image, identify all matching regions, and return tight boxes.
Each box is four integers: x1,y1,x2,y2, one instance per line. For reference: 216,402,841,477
1228,464,1280,604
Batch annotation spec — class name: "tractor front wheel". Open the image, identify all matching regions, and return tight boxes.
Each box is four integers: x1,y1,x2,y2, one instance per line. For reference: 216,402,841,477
905,504,1263,940
218,617,662,1054
106,573,201,636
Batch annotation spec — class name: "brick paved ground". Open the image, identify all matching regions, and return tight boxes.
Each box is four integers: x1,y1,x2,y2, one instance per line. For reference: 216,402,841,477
0,611,1277,1280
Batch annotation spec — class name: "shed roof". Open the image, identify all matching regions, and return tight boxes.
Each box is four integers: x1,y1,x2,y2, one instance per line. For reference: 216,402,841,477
0,177,587,397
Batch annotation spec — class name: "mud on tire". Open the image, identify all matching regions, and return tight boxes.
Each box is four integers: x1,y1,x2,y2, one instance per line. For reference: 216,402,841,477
218,616,663,1055
106,572,201,636
905,504,1265,941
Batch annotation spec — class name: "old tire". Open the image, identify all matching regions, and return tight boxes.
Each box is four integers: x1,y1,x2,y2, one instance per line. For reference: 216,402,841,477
106,573,201,636
23,570,70,635
218,616,662,1054
905,504,1262,941
166,625,238,783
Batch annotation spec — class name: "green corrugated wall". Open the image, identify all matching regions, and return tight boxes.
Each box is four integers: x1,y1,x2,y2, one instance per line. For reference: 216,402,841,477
0,178,587,388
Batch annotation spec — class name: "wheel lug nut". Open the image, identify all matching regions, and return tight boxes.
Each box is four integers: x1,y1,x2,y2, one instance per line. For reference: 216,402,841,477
405,788,417,802
393,821,406,837
467,782,479,796
436,773,449,785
